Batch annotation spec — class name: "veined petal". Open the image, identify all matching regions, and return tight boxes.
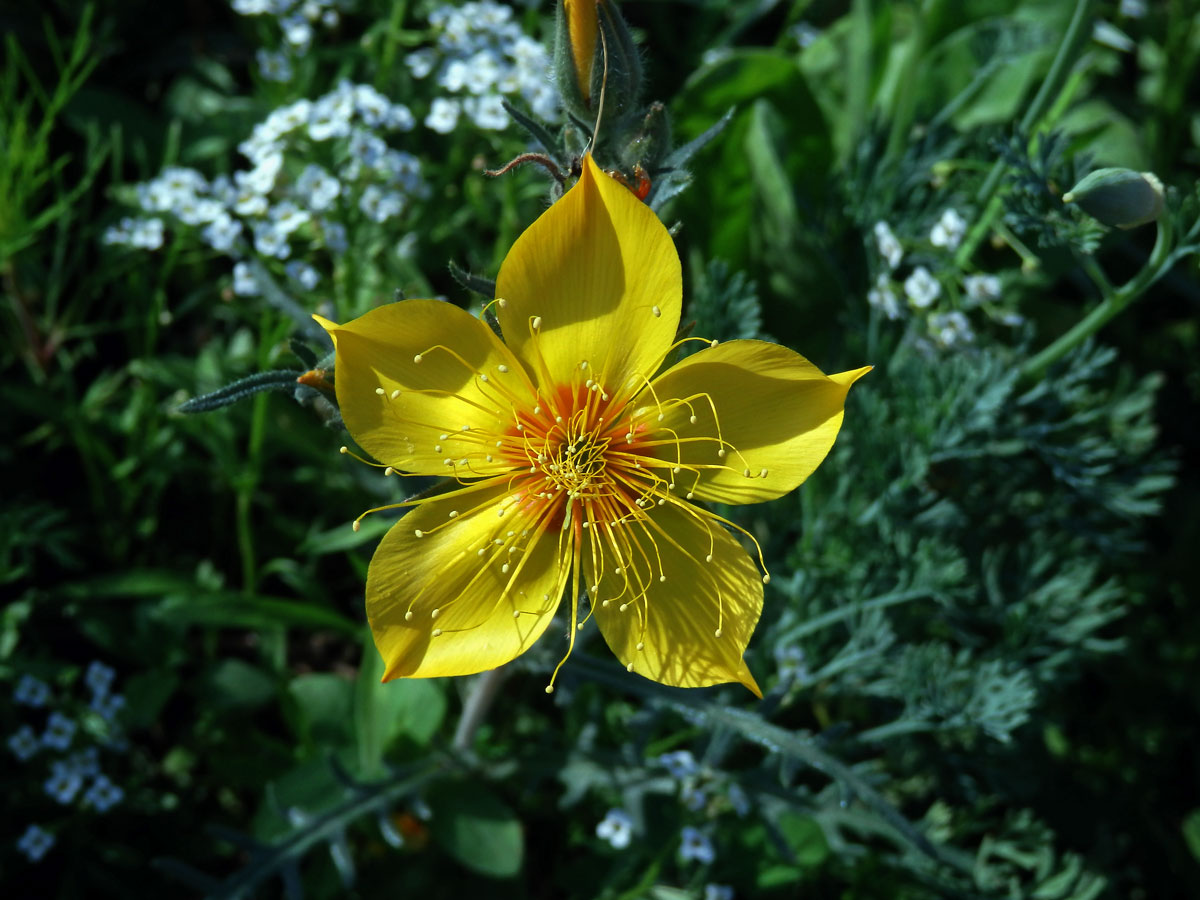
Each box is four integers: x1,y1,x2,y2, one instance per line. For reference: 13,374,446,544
642,340,870,504
317,301,531,476
367,479,571,679
495,154,681,403
586,500,763,696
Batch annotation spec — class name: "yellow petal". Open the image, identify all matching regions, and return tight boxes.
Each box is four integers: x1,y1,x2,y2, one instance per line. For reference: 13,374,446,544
564,0,598,102
367,479,571,679
643,340,870,504
317,301,531,476
586,500,763,696
495,154,681,403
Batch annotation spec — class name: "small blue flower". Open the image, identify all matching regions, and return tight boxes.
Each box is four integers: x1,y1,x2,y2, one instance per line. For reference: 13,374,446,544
253,221,291,260
358,185,405,223
83,774,125,813
595,808,634,849
14,674,51,707
16,824,55,862
84,661,116,697
682,784,708,812
44,763,84,804
90,692,126,723
727,783,751,817
704,885,735,900
406,48,437,79
65,745,101,778
679,826,716,865
42,712,76,750
269,201,312,236
658,750,698,779
8,724,40,761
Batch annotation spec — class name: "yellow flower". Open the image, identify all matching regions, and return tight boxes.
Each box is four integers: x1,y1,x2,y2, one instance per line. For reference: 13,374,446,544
317,156,869,696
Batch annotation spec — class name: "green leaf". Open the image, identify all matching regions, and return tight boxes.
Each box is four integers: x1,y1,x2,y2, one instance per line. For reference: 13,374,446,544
289,673,355,748
1184,809,1200,863
151,592,361,636
427,780,523,879
206,659,276,711
776,813,830,868
355,637,447,775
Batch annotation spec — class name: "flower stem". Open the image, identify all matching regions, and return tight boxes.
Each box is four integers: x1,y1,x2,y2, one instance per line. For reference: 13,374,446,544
956,0,1095,267
452,667,511,751
1020,215,1173,380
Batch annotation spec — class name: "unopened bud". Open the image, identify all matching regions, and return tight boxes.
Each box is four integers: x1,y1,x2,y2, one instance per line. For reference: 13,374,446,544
1062,167,1165,229
554,0,642,123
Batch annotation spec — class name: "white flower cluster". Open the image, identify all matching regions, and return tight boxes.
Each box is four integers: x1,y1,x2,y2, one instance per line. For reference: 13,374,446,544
8,662,129,863
866,214,1021,349
407,1,557,133
232,0,345,82
105,81,426,297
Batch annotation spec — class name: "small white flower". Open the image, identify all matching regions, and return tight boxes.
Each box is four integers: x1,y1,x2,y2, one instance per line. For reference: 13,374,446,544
1120,0,1147,17
243,152,283,195
679,826,715,864
929,208,967,250
297,164,341,212
128,218,165,250
963,273,1002,306
202,213,244,254
175,197,225,226
320,221,348,254
383,103,416,131
42,712,76,750
997,310,1025,327
406,48,438,79
872,221,903,270
16,824,54,862
704,885,735,900
465,94,509,130
252,221,291,259
308,92,354,141
8,725,40,761
774,644,810,683
595,808,634,849
438,59,471,92
233,261,261,296
269,201,311,236
285,260,321,290
464,50,502,94
280,14,313,50
256,48,293,82
658,750,698,779
83,774,125,813
358,185,406,223
904,266,942,309
867,276,903,320
14,674,51,707
929,311,975,348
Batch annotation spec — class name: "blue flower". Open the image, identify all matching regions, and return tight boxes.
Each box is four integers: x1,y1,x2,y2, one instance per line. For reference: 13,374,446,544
41,712,76,750
424,97,461,134
90,692,126,723
84,661,116,697
44,763,84,804
679,826,716,865
83,774,125,813
14,674,51,707
202,213,245,254
704,885,735,900
285,260,321,290
16,824,55,862
257,48,294,83
8,724,40,761
297,164,341,212
233,261,261,296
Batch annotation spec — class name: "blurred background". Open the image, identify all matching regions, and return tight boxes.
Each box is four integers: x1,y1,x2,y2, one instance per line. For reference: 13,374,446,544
2,0,1198,897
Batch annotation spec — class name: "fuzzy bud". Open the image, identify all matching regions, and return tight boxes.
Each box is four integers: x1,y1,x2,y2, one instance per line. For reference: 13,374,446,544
555,0,642,124
1062,167,1165,229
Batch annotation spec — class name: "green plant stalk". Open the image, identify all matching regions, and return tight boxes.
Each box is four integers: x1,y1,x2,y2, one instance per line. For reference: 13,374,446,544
375,0,410,88
236,374,270,593
956,0,1094,267
883,0,944,163
1020,215,1173,380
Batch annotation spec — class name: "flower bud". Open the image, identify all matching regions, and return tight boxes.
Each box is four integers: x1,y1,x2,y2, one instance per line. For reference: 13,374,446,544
555,0,642,124
1062,167,1165,229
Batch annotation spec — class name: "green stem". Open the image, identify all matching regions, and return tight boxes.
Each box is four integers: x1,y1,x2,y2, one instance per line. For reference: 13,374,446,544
883,0,942,163
956,0,1094,267
1021,215,1173,380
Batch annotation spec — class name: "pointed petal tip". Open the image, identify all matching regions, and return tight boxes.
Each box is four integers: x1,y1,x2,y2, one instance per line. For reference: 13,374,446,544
312,313,338,334
739,665,764,699
832,364,873,388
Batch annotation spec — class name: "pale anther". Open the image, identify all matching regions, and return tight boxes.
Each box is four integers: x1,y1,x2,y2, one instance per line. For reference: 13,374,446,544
705,554,713,562
413,354,423,363
762,574,771,585
431,608,441,619
718,449,727,458
760,468,769,478
375,387,385,396
498,298,507,308
619,603,628,612
512,610,520,619
449,510,459,518
339,446,349,454
636,641,644,651
498,364,509,373
390,389,401,400
432,628,443,637
651,305,661,317
690,415,698,424
404,611,413,621
659,575,666,583
480,374,489,382
710,339,719,347
440,433,450,440
352,520,361,532
743,468,751,478
415,529,424,537
477,548,486,556
714,628,723,638
435,445,442,453
384,467,395,476
531,316,542,330
626,662,635,672
502,563,510,574
544,685,554,694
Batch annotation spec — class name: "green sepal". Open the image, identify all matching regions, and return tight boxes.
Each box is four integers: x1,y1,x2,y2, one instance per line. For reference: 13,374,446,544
177,370,306,414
